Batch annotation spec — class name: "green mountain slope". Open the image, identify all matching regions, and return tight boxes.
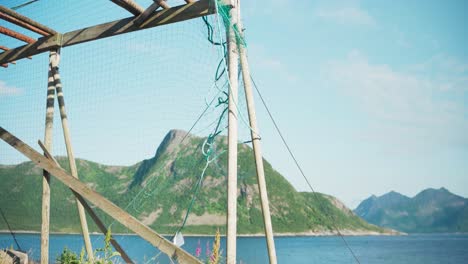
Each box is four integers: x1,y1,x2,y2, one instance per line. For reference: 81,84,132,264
354,188,468,233
0,130,388,235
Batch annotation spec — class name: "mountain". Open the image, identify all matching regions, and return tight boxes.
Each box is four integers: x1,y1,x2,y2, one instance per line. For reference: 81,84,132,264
354,188,468,233
0,129,390,235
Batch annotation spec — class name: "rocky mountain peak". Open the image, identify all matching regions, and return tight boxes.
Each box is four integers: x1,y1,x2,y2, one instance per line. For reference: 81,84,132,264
354,187,468,233
155,129,191,157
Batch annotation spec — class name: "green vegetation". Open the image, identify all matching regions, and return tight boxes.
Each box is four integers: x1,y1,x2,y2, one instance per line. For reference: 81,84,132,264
56,229,120,264
0,130,386,235
56,248,80,264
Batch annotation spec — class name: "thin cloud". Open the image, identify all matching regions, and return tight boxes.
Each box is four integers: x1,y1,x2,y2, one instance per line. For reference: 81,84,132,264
249,44,298,83
324,50,468,153
0,81,21,96
407,54,468,99
315,6,376,26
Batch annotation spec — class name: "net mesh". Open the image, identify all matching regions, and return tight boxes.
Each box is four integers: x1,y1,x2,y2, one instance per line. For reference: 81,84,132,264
0,0,256,262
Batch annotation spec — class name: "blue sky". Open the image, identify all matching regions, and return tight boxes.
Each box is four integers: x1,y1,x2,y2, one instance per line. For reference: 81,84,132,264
1,0,467,208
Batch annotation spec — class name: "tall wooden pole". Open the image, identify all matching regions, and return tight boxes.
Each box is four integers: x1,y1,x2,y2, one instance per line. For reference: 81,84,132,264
236,5,277,263
38,141,134,264
226,1,239,263
0,5,57,35
40,53,56,264
49,51,94,261
0,26,36,43
0,127,202,264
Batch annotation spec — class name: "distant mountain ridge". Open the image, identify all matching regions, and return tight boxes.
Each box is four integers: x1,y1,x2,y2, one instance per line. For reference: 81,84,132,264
0,129,391,235
355,188,468,233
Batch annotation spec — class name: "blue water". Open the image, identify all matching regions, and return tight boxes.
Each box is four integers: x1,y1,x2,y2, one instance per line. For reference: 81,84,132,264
1,233,468,263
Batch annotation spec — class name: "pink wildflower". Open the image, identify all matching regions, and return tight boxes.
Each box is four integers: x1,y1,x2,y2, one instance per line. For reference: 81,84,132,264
206,241,211,257
195,239,201,258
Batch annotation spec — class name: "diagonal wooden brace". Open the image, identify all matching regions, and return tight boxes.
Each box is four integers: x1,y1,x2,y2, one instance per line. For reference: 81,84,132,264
0,0,215,65
38,140,134,264
0,127,201,264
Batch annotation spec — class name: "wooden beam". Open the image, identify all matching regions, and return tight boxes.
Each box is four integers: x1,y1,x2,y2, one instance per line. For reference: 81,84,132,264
0,127,202,264
0,26,36,43
49,51,94,261
133,2,161,26
0,45,10,67
154,0,171,10
0,45,31,60
0,5,57,35
38,140,134,264
133,0,171,27
0,44,10,67
226,3,239,264
0,12,50,36
41,54,55,264
74,192,134,263
110,0,145,16
40,57,55,264
0,0,214,64
237,10,278,264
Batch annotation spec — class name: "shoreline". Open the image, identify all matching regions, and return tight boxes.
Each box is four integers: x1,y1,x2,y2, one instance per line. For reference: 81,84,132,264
0,230,406,237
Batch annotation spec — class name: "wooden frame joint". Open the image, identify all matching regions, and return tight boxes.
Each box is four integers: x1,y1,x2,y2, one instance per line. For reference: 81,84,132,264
38,33,63,49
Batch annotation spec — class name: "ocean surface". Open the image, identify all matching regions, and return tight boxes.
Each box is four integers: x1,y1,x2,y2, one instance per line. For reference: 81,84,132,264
1,233,468,263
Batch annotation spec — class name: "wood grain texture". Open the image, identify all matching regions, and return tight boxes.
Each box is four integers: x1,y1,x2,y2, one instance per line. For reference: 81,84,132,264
0,26,36,43
0,127,202,264
0,0,215,64
50,54,94,261
226,4,239,263
40,57,55,264
0,5,57,34
38,140,134,264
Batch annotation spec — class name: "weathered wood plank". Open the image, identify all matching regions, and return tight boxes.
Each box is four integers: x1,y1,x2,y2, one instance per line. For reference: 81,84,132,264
109,0,145,16
133,2,162,27
49,51,94,261
0,5,57,35
0,12,50,36
0,26,36,43
237,19,278,264
0,0,215,64
226,3,239,263
38,140,134,264
40,56,55,264
0,127,202,264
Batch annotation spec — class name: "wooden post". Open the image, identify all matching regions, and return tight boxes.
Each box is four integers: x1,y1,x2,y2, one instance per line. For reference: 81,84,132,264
0,0,216,65
0,12,50,36
226,1,239,263
38,141,134,264
0,26,36,43
236,5,278,263
109,0,145,16
0,127,202,264
40,53,56,264
0,5,57,35
49,51,94,261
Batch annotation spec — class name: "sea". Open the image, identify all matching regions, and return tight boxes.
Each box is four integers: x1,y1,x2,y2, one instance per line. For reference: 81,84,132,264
1,233,468,263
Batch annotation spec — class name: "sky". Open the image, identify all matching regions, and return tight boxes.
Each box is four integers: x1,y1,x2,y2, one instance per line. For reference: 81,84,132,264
1,0,467,208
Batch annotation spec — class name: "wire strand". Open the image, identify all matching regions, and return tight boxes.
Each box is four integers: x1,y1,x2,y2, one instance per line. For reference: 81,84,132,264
249,75,361,264
0,207,22,251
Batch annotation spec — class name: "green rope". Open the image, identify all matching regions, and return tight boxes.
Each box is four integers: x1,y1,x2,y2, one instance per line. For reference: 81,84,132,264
174,0,254,237
202,16,224,47
174,91,228,236
215,1,247,47
173,13,234,236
